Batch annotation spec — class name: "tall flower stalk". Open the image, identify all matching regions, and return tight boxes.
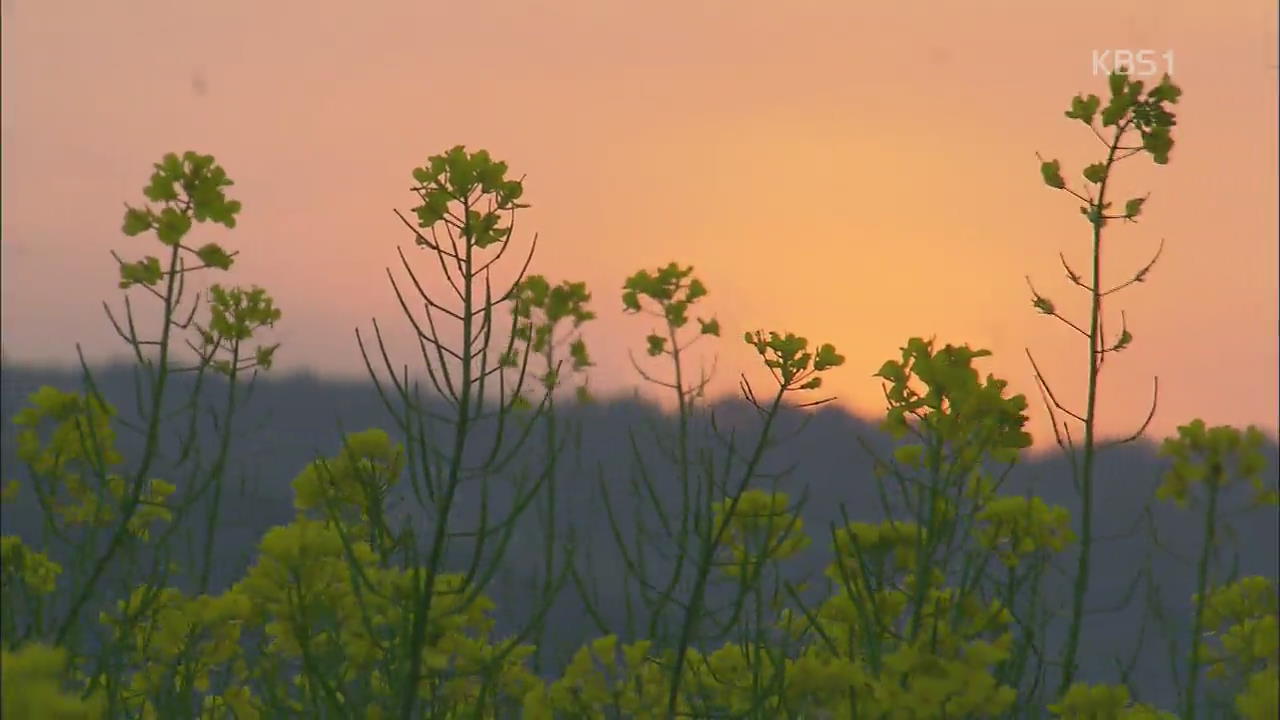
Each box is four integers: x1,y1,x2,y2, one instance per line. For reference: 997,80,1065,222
1028,69,1181,695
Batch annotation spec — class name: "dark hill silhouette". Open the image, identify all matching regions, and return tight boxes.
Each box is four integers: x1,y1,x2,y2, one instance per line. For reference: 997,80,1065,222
2,361,1276,707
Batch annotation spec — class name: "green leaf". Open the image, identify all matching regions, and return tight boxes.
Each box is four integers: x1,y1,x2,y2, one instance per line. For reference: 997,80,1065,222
144,174,178,202
1082,163,1107,184
569,338,592,369
646,334,667,357
687,278,707,301
698,317,720,337
1124,197,1146,219
621,291,641,313
118,256,163,288
502,180,523,202
196,243,233,270
122,207,152,236
874,360,905,383
1039,159,1066,189
1065,94,1101,125
1032,296,1055,315
665,301,688,328
255,343,280,370
160,152,183,177
155,208,192,246
1142,127,1174,164
1100,97,1129,127
1147,74,1182,104
1108,71,1128,97
814,343,845,371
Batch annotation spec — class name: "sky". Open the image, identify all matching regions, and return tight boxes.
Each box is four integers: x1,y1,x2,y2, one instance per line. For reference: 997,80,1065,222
2,0,1277,451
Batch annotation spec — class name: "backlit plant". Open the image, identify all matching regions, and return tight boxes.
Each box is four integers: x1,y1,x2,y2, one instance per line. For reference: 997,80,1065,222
1,70,1276,720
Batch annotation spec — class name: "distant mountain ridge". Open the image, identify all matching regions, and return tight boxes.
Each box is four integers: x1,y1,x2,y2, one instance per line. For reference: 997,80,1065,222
2,361,1276,706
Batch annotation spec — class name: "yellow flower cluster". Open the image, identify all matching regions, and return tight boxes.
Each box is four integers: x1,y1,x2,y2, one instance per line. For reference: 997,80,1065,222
1,643,105,720
975,495,1075,567
1192,575,1278,719
711,489,811,578
523,635,672,718
10,386,175,539
98,587,254,719
1235,664,1279,720
829,520,922,580
1049,682,1176,719
291,427,404,530
1157,420,1273,506
858,635,1019,717
1,535,63,595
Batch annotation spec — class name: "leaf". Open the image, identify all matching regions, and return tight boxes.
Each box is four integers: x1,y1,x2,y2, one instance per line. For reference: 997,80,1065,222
1108,71,1128,97
255,343,280,370
196,243,234,270
143,174,178,203
118,256,163,288
154,208,192,246
1065,94,1101,125
122,207,152,236
1142,127,1174,164
814,343,845,371
621,291,641,312
1147,74,1182,104
1039,159,1066,189
159,152,183,177
1082,163,1107,184
874,360,905,383
1033,296,1055,315
1100,94,1131,127
1124,197,1146,219
569,338,592,369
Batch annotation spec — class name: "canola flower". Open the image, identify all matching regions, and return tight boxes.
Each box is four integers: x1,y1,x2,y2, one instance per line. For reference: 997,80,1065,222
4,73,1277,719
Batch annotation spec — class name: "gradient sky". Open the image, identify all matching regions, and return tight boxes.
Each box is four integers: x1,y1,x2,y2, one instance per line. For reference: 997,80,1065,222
2,0,1277,450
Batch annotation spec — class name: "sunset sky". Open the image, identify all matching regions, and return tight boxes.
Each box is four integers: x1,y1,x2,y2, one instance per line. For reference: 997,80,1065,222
2,0,1277,451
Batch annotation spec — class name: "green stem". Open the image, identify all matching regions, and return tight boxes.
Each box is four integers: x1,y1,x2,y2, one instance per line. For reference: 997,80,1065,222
1057,125,1125,696
648,318,694,640
1184,471,1220,720
664,384,786,718
398,202,476,720
54,240,182,646
533,346,558,674
197,339,243,594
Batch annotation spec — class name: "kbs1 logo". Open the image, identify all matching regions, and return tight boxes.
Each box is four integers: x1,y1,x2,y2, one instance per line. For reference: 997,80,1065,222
1091,49,1175,77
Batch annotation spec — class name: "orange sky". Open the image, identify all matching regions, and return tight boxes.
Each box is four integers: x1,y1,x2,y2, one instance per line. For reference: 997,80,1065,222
2,0,1277,451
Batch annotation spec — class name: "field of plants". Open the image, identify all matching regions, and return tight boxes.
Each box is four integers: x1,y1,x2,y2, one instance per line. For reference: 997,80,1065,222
1,71,1276,719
